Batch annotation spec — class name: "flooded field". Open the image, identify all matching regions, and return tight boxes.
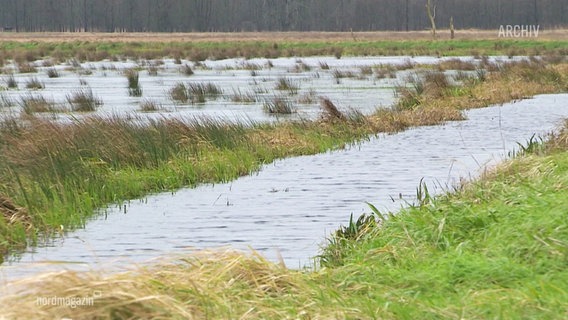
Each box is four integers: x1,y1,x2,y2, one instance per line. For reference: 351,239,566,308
2,92,567,281
1,55,512,122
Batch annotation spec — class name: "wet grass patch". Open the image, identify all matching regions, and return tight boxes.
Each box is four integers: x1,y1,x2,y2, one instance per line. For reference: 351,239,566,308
275,77,299,94
46,68,60,78
139,99,163,112
25,77,45,90
124,68,143,97
229,89,258,103
19,94,58,114
66,87,103,112
3,74,18,89
263,96,295,114
169,82,223,104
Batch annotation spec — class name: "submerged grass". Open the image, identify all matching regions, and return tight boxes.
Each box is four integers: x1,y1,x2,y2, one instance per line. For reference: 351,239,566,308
124,68,142,97
2,121,568,319
66,87,103,112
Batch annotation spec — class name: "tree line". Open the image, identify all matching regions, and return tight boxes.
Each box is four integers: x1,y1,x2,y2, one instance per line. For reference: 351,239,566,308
0,0,566,33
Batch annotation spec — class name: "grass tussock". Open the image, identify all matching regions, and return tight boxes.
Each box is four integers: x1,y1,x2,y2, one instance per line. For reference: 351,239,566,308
66,88,103,112
229,89,257,103
46,68,60,78
274,77,299,94
263,96,295,114
19,94,58,114
17,62,38,73
139,99,162,112
437,58,477,71
169,82,223,104
124,68,142,97
25,77,45,90
3,74,18,89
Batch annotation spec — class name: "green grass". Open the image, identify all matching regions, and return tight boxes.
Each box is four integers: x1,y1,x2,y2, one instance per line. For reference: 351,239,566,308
1,39,568,62
315,128,568,319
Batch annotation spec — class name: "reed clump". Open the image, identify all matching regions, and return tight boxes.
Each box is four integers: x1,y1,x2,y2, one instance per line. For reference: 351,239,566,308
25,77,45,90
139,99,162,112
17,62,37,73
168,82,223,104
66,88,103,111
124,68,142,97
263,96,295,114
3,74,18,89
19,94,58,114
275,77,299,94
46,68,60,78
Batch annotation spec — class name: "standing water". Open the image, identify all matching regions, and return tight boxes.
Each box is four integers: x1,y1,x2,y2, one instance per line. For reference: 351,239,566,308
1,94,568,281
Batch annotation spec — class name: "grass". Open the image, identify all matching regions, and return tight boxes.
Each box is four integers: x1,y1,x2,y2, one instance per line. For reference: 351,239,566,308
19,93,57,114
1,35,568,63
263,96,295,114
66,87,103,111
139,99,162,112
229,89,257,103
3,74,18,89
0,92,14,109
2,122,568,319
275,77,299,94
168,82,189,103
46,68,60,78
25,77,45,90
124,68,142,97
169,82,223,104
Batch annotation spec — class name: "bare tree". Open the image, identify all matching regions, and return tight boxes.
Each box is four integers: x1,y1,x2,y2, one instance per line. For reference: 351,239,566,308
426,0,437,38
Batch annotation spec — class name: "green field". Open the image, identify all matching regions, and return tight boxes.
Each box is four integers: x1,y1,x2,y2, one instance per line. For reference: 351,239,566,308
1,38,568,64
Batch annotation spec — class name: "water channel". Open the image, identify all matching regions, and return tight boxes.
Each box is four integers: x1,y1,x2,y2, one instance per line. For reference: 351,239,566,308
2,93,567,282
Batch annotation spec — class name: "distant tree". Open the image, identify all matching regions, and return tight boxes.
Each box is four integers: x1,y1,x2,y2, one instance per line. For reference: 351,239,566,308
426,0,437,38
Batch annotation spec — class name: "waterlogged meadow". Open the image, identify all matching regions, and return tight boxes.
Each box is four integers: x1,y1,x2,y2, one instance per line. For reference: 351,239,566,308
0,53,567,271
0,55,421,122
0,33,567,317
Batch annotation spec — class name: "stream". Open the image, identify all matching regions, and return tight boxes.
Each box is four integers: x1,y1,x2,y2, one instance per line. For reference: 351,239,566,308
1,93,567,282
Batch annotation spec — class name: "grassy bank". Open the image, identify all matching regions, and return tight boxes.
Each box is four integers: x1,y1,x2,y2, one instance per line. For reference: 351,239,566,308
2,96,567,319
0,59,567,258
1,38,568,64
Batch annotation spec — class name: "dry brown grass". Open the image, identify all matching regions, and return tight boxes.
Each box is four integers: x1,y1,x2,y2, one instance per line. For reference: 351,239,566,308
0,250,313,320
0,195,32,230
1,29,567,43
